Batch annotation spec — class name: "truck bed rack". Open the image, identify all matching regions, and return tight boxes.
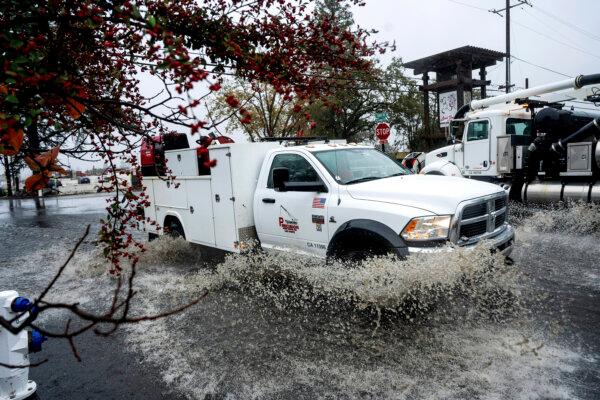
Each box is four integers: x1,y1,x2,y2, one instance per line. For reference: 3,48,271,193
259,136,330,145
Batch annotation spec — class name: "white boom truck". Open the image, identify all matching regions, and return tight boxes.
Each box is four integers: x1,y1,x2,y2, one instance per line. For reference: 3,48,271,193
142,138,514,260
420,73,600,203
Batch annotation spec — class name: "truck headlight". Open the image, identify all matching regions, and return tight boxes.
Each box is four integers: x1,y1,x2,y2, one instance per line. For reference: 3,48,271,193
401,216,451,241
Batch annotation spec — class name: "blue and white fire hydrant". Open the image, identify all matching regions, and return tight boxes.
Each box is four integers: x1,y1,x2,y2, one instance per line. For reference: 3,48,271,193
0,290,46,400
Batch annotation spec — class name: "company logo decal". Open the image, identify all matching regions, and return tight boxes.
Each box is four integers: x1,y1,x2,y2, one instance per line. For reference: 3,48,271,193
279,217,299,233
279,205,299,233
312,197,326,209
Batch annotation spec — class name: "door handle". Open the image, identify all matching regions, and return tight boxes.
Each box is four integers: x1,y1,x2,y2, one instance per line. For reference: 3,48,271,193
262,198,276,204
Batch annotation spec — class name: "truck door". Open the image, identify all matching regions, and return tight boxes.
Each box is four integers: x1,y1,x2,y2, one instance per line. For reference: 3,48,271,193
210,147,237,252
254,152,330,257
463,119,491,173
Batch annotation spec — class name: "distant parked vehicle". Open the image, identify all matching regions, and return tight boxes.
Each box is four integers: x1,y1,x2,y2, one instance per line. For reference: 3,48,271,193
78,177,91,184
94,171,131,192
42,178,62,196
48,178,62,188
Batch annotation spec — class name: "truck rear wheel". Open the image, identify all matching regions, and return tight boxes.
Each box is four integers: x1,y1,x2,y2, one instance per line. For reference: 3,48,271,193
164,217,185,239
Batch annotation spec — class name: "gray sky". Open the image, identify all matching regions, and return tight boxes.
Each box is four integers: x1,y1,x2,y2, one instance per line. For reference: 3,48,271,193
352,0,600,89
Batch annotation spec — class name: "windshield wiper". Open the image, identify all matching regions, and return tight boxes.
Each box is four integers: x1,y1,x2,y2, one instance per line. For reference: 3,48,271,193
344,176,381,185
385,172,406,178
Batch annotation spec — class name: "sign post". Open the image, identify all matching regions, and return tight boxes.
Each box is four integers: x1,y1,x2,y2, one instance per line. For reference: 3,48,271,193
375,122,391,152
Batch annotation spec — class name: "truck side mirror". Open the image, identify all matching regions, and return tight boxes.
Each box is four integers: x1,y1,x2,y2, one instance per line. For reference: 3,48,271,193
272,167,289,191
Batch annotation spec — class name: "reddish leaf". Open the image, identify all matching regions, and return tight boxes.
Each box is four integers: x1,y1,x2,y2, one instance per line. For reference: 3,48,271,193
66,98,85,119
0,128,23,156
35,146,60,168
25,173,46,192
24,156,40,172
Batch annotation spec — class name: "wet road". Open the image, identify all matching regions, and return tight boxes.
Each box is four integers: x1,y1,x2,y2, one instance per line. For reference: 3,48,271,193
0,195,599,399
1,195,185,400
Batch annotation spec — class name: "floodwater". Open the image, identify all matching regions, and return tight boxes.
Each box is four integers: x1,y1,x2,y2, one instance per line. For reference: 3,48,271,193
0,195,598,399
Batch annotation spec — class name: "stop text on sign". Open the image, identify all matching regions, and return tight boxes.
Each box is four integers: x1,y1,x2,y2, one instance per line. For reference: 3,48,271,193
375,122,390,144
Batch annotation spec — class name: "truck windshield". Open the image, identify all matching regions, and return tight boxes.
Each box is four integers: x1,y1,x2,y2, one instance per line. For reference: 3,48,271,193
313,148,409,185
506,118,533,136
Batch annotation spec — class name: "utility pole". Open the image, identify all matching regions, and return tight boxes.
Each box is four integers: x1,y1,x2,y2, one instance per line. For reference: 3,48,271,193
490,0,532,93
505,0,510,93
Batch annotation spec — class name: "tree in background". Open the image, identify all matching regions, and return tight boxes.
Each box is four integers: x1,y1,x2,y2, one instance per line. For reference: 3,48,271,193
315,0,354,30
308,68,385,141
380,58,434,151
308,0,379,141
208,79,314,140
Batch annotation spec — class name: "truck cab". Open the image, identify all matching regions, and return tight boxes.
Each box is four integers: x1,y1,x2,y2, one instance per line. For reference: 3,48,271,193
253,143,514,259
423,104,533,181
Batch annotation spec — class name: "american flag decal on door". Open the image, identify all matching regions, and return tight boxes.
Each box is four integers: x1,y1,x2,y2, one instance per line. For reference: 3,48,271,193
312,197,326,209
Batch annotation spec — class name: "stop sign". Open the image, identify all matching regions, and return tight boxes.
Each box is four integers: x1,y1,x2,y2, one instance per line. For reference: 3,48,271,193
375,122,390,143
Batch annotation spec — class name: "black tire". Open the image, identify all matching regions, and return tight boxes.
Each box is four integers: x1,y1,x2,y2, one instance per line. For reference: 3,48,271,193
331,238,392,265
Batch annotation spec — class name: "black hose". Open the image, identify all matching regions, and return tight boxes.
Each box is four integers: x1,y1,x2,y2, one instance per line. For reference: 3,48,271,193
575,74,600,88
551,118,600,154
454,104,471,119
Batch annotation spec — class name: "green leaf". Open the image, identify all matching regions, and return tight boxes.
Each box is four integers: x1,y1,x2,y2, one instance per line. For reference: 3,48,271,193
5,78,16,84
147,15,156,28
10,39,24,49
5,94,18,104
132,5,141,19
14,55,28,64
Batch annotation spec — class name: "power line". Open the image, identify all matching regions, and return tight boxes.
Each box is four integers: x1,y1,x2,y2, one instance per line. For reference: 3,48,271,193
445,0,489,12
511,18,600,60
530,4,600,43
520,7,576,46
442,0,584,85
511,55,573,78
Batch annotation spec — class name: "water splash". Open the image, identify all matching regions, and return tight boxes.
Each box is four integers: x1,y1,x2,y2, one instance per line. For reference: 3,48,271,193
208,243,519,323
511,201,600,236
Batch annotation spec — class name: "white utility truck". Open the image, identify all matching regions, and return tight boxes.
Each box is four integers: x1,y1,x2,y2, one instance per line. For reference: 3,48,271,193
142,139,514,260
420,73,600,203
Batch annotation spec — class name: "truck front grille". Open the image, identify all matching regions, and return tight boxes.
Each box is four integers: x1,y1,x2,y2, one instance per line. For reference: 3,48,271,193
462,203,487,220
460,220,488,238
456,194,508,243
494,212,506,229
495,197,507,211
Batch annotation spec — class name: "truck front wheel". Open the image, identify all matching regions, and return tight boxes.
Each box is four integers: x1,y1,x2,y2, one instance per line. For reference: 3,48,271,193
330,236,393,265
